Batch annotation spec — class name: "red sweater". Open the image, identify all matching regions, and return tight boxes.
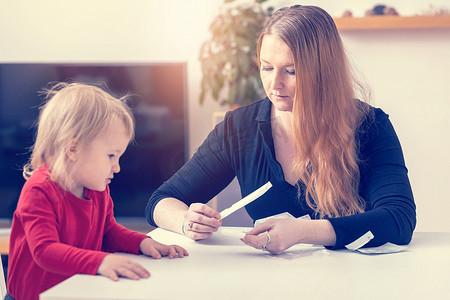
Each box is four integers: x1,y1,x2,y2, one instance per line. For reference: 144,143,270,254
7,166,149,300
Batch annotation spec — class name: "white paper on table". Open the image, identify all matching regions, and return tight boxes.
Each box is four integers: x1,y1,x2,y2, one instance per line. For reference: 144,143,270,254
254,212,310,226
219,181,272,220
355,243,408,255
220,228,247,239
345,231,407,254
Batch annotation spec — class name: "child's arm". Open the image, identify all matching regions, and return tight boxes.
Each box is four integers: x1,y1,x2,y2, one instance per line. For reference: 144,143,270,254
101,222,149,254
139,237,188,258
101,198,188,258
96,238,188,281
102,223,188,258
98,225,187,281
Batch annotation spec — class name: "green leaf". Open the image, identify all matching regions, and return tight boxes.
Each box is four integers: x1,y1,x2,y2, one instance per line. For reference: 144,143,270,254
199,0,267,106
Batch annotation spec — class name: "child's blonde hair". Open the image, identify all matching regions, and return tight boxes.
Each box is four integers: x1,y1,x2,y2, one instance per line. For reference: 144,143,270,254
24,82,135,191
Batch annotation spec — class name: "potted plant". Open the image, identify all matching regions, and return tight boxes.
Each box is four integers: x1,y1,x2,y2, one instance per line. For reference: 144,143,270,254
199,0,272,108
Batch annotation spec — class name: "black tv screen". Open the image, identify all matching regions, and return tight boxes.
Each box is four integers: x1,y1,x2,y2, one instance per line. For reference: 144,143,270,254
0,63,187,218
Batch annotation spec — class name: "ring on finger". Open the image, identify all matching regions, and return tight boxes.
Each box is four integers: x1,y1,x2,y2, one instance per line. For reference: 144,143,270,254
262,232,271,251
188,222,193,229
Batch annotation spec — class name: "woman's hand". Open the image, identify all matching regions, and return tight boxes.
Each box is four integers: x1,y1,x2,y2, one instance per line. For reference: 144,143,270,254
241,218,336,254
139,238,188,259
241,218,302,254
182,203,222,240
97,254,150,281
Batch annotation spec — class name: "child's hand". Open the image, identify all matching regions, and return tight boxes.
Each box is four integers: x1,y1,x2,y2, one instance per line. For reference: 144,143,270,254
140,237,189,259
97,254,150,281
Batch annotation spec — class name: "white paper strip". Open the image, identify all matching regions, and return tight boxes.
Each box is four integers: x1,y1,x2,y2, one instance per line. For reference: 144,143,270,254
219,181,272,220
345,231,374,250
355,243,407,255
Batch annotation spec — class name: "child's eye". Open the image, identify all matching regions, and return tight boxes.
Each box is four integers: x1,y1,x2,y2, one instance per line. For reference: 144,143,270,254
108,154,115,159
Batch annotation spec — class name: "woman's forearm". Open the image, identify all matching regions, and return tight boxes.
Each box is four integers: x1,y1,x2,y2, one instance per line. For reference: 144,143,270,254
296,219,337,247
153,198,189,234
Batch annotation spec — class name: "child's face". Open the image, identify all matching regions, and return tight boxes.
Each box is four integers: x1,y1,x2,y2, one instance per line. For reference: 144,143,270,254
70,121,130,199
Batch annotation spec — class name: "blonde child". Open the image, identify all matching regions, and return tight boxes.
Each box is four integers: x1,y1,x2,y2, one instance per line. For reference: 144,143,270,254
6,82,188,300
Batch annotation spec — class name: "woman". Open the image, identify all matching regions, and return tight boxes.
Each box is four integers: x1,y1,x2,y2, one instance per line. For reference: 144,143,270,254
145,5,416,254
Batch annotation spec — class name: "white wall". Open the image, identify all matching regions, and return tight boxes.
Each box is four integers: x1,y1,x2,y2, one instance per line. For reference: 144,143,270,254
340,28,450,233
1,0,449,232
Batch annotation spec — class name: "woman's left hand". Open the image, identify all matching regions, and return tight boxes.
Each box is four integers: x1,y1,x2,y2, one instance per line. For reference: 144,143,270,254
140,238,189,259
241,218,337,254
240,218,302,254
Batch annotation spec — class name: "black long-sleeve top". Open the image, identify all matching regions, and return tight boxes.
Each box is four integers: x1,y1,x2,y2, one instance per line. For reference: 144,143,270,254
146,98,416,249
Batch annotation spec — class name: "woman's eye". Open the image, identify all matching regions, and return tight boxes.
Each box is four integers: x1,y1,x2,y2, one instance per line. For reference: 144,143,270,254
108,154,115,159
261,66,273,72
286,69,295,75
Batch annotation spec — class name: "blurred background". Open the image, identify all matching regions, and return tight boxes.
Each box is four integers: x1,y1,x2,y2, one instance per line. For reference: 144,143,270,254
0,0,449,236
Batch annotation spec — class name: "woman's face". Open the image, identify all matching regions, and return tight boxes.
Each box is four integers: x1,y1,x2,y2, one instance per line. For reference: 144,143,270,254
259,34,296,112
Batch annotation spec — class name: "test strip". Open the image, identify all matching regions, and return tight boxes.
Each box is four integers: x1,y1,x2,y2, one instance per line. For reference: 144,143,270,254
219,181,272,220
345,231,374,250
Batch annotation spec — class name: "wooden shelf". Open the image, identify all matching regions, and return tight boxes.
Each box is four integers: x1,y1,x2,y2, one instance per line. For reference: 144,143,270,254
0,235,9,255
334,15,450,30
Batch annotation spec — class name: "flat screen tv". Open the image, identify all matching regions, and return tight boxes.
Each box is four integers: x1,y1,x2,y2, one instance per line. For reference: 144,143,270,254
0,63,187,218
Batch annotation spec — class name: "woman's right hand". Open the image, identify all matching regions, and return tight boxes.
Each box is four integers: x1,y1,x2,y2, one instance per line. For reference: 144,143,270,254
182,203,222,240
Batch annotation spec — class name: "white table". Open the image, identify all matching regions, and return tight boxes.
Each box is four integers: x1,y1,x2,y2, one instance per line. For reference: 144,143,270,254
40,228,450,300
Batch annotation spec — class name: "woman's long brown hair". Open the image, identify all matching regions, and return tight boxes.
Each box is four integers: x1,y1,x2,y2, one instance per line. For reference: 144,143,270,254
257,5,369,218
